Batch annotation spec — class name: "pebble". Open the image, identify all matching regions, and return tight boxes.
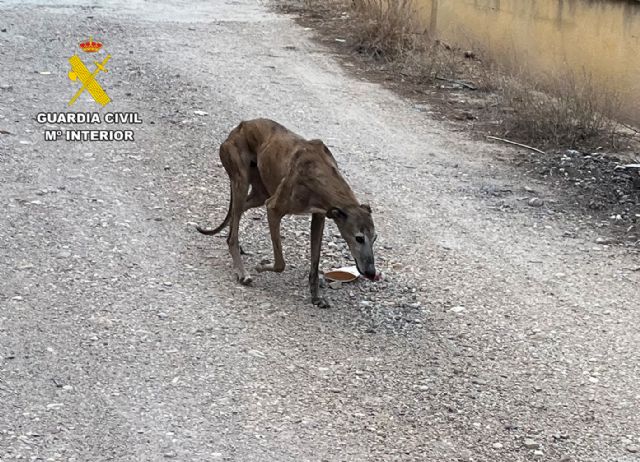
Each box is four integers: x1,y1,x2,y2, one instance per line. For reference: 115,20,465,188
449,306,465,314
248,349,265,359
523,438,540,449
492,442,503,449
528,197,544,207
329,281,342,290
533,449,544,457
627,444,639,453
595,237,615,245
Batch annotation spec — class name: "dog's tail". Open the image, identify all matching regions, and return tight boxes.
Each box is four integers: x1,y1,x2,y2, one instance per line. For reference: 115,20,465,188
195,185,232,236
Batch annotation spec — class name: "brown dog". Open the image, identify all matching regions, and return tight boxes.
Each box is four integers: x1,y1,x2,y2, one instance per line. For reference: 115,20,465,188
197,119,376,307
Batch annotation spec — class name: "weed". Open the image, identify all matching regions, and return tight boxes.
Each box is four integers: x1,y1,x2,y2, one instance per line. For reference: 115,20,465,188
499,71,621,148
350,0,422,60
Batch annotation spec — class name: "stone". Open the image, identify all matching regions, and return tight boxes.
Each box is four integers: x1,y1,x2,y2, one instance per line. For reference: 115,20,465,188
523,438,540,450
528,197,544,207
627,444,639,453
329,281,342,290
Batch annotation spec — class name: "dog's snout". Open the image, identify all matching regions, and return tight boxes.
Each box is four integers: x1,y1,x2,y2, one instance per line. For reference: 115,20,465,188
364,266,377,280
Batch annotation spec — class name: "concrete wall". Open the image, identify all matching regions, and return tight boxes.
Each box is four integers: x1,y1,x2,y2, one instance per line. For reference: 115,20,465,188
415,0,640,123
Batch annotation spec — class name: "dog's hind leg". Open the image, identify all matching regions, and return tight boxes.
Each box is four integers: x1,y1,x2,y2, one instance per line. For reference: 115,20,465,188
255,194,286,274
243,189,267,212
238,171,268,256
243,167,268,211
220,142,252,285
237,187,264,256
227,178,251,284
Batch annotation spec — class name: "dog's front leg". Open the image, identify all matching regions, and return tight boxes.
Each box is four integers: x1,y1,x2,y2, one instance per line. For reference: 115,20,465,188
256,199,286,273
309,213,329,308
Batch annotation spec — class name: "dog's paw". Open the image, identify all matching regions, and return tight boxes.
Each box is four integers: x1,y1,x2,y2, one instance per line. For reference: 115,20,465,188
312,296,331,309
237,274,253,285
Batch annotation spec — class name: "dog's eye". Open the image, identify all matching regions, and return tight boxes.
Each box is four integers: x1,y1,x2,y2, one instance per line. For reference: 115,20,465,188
356,236,365,244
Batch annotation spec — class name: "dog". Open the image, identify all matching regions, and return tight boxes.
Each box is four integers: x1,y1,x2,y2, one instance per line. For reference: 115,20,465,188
196,119,377,307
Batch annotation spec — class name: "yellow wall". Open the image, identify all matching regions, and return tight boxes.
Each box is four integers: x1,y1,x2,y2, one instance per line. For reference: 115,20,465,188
415,0,640,123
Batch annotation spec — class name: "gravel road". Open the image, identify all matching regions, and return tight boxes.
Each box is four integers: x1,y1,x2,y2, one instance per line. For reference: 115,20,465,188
1,1,639,461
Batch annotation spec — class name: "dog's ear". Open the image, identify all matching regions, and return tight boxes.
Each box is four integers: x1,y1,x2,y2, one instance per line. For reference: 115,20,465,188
327,207,347,220
360,203,372,214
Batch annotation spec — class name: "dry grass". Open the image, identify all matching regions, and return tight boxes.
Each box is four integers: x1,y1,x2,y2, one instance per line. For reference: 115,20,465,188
348,0,458,82
499,71,621,148
349,0,423,59
396,40,459,83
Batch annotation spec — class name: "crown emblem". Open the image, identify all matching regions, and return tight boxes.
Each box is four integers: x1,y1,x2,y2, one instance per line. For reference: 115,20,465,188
79,36,102,53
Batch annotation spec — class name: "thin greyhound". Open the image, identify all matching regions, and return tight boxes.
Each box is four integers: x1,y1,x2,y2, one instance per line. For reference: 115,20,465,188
196,119,377,307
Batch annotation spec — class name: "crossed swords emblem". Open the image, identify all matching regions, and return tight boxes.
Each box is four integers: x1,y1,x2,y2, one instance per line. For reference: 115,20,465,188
67,54,112,107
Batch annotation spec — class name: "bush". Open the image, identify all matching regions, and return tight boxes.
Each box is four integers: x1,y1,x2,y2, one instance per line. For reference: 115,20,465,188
500,71,621,148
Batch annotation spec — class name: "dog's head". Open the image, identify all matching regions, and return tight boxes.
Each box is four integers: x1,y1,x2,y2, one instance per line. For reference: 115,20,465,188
327,204,377,280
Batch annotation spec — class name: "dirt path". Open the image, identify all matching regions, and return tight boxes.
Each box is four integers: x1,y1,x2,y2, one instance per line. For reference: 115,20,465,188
0,1,638,461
